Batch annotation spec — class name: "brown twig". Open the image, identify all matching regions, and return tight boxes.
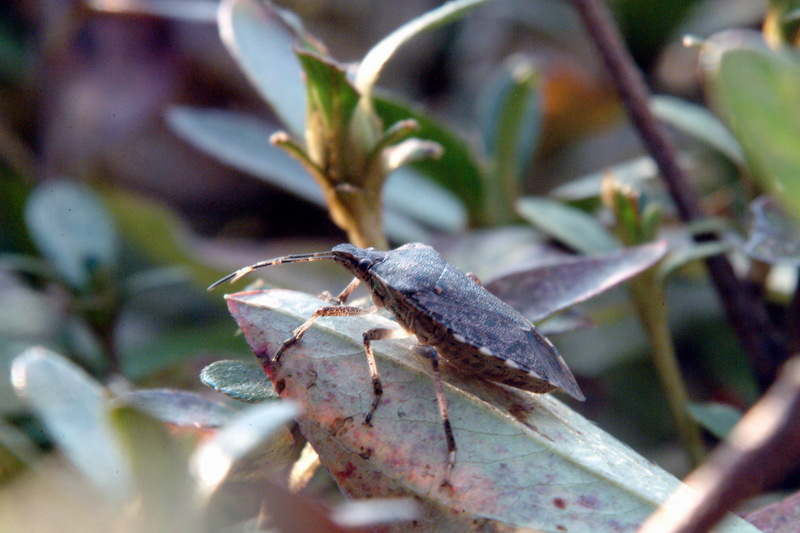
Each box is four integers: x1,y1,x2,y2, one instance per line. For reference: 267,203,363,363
571,0,783,385
638,355,800,533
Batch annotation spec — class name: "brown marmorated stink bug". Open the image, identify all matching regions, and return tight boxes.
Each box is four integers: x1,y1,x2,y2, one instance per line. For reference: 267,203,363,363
209,242,585,486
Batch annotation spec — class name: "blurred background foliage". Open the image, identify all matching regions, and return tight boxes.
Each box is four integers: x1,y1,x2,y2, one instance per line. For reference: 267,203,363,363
2,0,800,530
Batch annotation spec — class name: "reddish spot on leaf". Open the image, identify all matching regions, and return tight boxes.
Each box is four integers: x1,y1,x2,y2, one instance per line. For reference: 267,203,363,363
553,497,567,510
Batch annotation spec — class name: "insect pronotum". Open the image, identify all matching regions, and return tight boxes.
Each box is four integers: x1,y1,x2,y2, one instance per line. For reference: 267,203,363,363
210,242,584,486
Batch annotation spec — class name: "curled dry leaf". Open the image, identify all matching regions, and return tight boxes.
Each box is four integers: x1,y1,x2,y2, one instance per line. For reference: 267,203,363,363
225,289,758,532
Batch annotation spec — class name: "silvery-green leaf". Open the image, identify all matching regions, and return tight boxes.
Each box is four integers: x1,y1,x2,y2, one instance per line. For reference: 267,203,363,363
225,289,758,532
200,359,278,403
517,196,619,253
650,95,744,165
11,347,130,499
218,0,307,136
120,388,238,427
24,181,118,291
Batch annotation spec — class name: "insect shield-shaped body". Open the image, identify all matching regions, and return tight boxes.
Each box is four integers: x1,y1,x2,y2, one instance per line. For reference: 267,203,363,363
333,243,584,400
210,242,584,486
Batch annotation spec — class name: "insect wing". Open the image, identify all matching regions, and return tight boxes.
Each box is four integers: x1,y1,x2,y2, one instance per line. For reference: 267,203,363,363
410,264,583,399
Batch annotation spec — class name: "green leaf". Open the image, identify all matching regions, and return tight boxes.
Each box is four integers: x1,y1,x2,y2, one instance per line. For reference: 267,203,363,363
224,289,759,532
650,95,745,165
481,57,542,223
354,0,490,99
218,0,309,136
297,51,360,143
517,196,620,253
485,241,667,322
687,402,743,440
200,359,278,403
11,347,131,498
24,181,118,291
374,96,485,222
711,47,800,221
120,388,239,427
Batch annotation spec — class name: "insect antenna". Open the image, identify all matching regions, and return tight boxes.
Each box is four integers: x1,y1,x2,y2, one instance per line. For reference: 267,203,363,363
208,251,337,291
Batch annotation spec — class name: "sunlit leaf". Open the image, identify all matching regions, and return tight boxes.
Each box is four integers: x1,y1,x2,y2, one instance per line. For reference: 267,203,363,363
354,0,489,99
192,400,299,497
24,181,118,291
517,196,619,253
11,347,130,499
485,241,668,322
87,0,217,21
225,289,758,532
658,241,732,280
384,167,467,234
218,0,309,136
200,359,278,403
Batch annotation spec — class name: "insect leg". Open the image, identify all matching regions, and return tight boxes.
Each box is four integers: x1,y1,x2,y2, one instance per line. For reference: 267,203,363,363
318,277,361,304
413,344,456,488
361,327,409,425
274,304,377,362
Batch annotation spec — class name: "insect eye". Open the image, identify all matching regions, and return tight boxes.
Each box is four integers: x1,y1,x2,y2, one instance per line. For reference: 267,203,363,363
358,258,373,270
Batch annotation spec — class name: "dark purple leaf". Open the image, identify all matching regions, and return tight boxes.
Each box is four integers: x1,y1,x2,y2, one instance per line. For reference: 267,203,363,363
485,241,667,323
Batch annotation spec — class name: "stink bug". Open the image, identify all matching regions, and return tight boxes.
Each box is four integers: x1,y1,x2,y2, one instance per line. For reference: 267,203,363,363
209,242,584,485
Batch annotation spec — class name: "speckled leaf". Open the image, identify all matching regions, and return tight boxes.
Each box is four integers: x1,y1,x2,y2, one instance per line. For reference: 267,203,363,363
485,241,667,323
224,289,758,532
200,359,278,403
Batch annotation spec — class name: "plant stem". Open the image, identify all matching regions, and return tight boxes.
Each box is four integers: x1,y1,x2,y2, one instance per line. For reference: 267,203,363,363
571,0,783,386
629,271,706,466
